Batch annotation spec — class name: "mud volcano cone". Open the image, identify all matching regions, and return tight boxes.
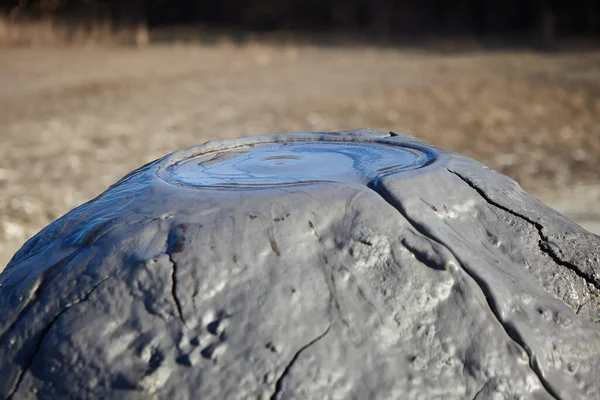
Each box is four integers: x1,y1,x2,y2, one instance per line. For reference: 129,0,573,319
1,129,599,399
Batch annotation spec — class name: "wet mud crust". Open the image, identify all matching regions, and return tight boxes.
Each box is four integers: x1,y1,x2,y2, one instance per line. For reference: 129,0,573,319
1,129,599,399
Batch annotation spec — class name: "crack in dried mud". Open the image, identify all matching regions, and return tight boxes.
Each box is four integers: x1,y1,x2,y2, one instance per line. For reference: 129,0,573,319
269,324,331,400
448,169,600,291
166,251,186,325
367,181,559,400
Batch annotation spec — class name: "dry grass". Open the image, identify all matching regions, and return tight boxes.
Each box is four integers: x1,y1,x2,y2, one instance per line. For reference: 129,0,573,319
0,44,599,269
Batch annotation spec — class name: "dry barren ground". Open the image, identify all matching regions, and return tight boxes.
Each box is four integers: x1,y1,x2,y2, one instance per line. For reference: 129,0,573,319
1,44,599,270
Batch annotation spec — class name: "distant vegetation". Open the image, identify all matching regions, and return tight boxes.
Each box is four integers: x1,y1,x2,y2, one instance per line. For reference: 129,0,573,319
0,0,598,46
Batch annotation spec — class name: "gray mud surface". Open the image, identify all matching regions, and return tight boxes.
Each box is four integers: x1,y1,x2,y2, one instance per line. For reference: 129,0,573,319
1,131,599,399
1,45,599,269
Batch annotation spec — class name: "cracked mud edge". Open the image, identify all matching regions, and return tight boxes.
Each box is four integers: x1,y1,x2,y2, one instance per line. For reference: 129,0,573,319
166,251,186,325
367,181,560,400
448,169,600,291
6,275,113,400
269,325,332,400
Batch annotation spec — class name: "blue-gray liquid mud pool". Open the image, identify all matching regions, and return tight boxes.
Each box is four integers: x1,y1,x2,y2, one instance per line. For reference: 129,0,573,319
162,142,433,188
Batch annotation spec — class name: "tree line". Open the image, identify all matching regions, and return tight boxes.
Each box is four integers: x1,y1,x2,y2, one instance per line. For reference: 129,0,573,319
1,0,598,38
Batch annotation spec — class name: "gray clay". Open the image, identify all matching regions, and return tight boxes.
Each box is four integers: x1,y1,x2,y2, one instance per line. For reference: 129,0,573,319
0,129,599,399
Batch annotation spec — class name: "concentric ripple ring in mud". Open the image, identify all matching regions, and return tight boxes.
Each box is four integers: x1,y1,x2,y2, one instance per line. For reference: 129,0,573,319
160,141,436,188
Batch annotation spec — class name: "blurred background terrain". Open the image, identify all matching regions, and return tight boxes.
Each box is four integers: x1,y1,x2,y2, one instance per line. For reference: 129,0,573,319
0,0,599,269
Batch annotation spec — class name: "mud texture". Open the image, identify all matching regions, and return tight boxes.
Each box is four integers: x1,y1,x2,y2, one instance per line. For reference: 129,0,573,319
0,130,599,399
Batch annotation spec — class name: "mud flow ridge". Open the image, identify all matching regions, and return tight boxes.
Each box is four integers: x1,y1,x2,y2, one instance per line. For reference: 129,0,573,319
366,179,560,400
